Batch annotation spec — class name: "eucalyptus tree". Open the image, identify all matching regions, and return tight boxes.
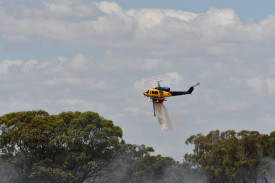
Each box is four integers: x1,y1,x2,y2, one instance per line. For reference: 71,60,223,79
0,110,123,183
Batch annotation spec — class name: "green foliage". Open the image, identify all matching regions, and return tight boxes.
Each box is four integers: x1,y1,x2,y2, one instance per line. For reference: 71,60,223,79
0,110,122,183
185,130,275,183
89,143,191,183
1,110,275,183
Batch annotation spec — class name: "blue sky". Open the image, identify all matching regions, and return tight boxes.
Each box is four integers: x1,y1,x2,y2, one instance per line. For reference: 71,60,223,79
1,0,275,161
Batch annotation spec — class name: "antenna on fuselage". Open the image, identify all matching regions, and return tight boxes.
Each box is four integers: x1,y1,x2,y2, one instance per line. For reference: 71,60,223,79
156,78,162,88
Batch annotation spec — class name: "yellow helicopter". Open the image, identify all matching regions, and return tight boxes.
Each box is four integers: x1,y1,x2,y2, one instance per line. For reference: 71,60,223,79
143,78,199,116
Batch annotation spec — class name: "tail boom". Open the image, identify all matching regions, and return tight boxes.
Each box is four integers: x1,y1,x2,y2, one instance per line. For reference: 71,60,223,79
170,83,200,96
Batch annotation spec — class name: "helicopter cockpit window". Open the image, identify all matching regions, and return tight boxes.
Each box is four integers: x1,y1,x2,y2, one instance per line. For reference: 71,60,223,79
152,91,155,94
155,91,158,94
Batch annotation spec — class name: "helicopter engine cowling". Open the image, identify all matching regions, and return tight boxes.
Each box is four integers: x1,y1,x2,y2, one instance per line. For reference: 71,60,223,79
154,87,170,92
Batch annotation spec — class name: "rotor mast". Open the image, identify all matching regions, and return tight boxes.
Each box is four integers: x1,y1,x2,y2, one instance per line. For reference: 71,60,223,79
156,78,162,88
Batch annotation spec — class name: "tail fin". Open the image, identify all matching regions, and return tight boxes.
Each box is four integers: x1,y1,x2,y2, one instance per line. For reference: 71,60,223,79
192,83,200,87
187,83,199,94
187,86,194,94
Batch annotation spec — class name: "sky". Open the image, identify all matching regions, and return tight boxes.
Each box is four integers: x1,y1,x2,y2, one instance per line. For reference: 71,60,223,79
1,0,275,161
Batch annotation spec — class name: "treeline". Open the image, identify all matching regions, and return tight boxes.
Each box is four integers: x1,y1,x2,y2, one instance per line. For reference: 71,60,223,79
0,111,274,183
185,130,275,183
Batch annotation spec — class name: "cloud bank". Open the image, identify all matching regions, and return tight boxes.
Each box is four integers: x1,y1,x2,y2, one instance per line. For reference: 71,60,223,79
1,0,275,160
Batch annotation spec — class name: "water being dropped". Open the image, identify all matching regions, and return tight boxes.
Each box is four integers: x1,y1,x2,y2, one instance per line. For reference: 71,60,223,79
154,103,172,130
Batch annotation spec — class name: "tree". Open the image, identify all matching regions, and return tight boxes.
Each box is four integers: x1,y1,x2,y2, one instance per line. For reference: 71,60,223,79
0,110,123,183
185,130,275,183
2,111,275,183
88,143,189,183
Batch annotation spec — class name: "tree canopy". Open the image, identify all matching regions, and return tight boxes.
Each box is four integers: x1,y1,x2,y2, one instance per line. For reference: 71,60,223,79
185,130,275,183
0,110,122,182
0,110,275,183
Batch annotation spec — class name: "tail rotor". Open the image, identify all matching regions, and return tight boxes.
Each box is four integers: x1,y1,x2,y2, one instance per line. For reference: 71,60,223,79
192,83,200,88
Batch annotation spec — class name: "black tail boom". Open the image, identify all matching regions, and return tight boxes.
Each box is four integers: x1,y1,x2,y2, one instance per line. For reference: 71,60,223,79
170,83,199,96
170,87,193,96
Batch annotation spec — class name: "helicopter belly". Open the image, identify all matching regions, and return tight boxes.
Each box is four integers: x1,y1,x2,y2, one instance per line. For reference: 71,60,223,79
152,98,165,103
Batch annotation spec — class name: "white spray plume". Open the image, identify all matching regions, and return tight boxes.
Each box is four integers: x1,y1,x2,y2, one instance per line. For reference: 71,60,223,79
154,103,172,131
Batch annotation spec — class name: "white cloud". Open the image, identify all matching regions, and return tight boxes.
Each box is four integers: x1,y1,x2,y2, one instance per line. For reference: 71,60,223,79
21,59,38,72
56,98,112,113
134,72,183,92
0,53,96,76
1,0,274,52
247,76,265,93
124,107,140,115
43,0,97,18
0,53,112,114
44,77,107,90
266,78,275,95
2,1,275,161
222,100,249,111
205,8,240,26
135,9,165,29
0,59,22,74
261,114,275,125
247,76,275,95
143,58,173,70
44,77,82,86
98,1,124,15
69,53,92,70
165,9,197,22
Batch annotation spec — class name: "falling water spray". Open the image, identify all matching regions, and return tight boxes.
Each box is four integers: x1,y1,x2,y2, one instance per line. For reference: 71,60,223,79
154,103,172,130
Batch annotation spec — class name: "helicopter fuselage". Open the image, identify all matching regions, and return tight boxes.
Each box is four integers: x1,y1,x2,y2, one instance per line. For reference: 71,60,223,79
143,86,196,101
143,88,172,99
